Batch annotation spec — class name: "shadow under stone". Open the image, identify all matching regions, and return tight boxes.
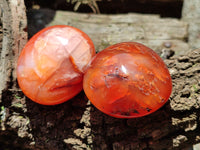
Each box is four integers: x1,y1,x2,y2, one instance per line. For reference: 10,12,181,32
90,101,174,150
26,91,88,149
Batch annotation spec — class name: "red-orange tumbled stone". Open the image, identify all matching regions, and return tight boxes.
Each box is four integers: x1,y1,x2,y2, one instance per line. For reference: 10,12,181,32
17,25,95,105
83,42,172,118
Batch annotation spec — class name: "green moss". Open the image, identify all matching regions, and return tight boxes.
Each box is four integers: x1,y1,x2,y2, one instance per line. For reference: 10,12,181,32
101,40,110,48
1,106,5,111
193,84,198,92
12,103,23,108
14,94,21,99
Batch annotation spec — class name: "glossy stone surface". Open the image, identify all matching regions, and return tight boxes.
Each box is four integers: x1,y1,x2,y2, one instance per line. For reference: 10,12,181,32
83,42,172,118
17,25,95,105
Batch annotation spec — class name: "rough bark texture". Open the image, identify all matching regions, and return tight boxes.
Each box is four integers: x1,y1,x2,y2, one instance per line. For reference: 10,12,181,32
0,0,27,98
0,0,200,150
0,0,28,148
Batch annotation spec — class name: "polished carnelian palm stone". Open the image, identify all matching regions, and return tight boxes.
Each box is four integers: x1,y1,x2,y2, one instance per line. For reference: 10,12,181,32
83,42,172,118
17,25,95,105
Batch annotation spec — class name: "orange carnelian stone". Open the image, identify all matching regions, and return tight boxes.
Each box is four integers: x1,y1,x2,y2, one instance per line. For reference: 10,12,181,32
17,25,95,105
83,42,172,118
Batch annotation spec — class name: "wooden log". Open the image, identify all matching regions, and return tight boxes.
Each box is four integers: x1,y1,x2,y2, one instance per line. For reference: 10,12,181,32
0,0,27,99
1,2,200,150
48,11,189,55
0,0,29,149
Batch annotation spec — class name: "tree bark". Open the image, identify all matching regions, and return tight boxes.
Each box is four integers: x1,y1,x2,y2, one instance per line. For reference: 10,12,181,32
0,0,27,98
0,1,200,150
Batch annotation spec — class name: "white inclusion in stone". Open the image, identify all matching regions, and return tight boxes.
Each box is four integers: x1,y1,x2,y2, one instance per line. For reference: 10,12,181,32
121,65,127,74
56,36,69,45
